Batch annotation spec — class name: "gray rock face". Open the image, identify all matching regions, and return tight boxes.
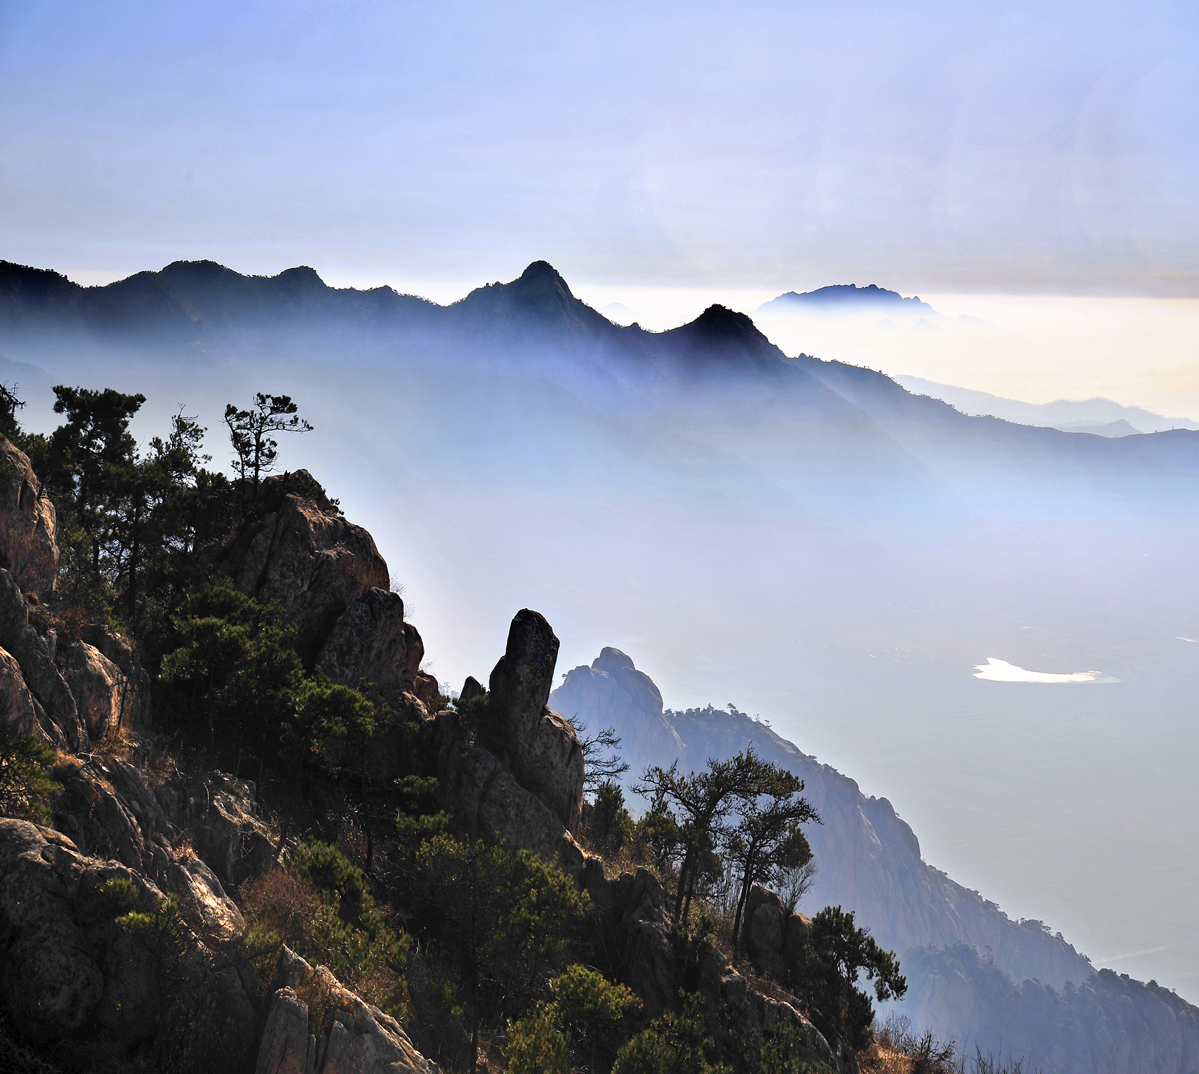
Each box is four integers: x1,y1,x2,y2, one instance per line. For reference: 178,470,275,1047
61,640,127,739
426,708,586,881
317,586,424,698
172,771,280,890
0,819,255,1052
486,609,584,833
0,435,58,601
743,884,786,979
217,470,390,661
255,947,439,1074
80,623,153,731
0,569,87,749
54,755,278,909
0,644,45,739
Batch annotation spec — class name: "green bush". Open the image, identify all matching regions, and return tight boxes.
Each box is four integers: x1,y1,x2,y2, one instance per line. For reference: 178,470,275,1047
0,727,61,823
612,995,728,1074
242,842,410,1014
508,1001,570,1074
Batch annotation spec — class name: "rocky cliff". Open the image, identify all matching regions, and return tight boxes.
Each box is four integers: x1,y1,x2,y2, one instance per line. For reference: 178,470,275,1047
901,945,1199,1074
0,445,857,1073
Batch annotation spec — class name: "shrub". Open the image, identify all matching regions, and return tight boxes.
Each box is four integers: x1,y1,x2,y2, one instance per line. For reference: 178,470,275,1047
507,1001,570,1074
0,726,61,823
241,843,410,1014
611,994,728,1074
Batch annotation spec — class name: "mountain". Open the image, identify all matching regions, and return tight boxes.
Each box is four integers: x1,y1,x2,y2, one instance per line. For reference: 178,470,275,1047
549,647,1199,1071
5,257,1199,1007
894,374,1199,435
755,284,935,315
551,648,1091,987
5,256,1198,488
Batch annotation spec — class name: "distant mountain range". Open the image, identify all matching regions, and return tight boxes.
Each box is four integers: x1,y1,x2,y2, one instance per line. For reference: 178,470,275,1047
4,257,1198,492
895,374,1199,436
756,283,935,315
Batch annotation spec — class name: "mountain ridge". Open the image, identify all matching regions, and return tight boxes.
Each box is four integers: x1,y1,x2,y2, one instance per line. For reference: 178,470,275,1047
756,284,935,315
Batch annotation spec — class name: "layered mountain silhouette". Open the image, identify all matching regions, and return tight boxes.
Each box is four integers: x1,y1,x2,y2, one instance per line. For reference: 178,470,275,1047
4,256,1199,487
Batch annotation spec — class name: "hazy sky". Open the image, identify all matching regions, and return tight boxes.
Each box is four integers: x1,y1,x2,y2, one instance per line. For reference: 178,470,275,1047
2,0,1197,296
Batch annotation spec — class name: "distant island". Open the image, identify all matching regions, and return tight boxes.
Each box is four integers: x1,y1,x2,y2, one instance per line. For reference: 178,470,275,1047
756,283,934,314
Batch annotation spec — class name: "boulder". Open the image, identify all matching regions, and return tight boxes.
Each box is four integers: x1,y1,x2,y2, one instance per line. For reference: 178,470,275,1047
743,884,786,978
80,623,152,730
459,675,486,705
0,569,86,749
0,435,58,601
412,670,441,714
255,947,438,1074
783,911,810,968
485,610,584,832
61,640,126,739
317,587,424,697
216,470,390,660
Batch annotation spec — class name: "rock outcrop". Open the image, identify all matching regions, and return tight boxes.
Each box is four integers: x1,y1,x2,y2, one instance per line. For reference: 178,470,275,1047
317,586,423,699
255,947,439,1074
52,753,278,900
425,707,586,881
483,609,584,833
216,470,391,661
61,639,129,739
421,609,586,879
214,470,433,721
0,819,256,1057
80,623,153,731
0,567,87,750
0,435,58,601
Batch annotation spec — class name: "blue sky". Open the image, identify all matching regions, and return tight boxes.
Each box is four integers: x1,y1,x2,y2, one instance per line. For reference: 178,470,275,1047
1,0,1197,295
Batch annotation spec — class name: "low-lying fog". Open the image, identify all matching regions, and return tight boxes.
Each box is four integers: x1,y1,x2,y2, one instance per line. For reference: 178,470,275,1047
4,288,1197,999
567,286,1199,419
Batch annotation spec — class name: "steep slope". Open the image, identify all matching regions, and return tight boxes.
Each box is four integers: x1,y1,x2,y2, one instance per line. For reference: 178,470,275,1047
551,648,1091,989
550,648,1199,1070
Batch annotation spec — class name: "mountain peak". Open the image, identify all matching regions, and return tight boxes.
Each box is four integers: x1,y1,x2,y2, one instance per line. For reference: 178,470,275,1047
757,284,933,315
659,304,785,369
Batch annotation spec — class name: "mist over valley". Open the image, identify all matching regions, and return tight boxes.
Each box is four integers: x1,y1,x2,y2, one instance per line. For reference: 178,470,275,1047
3,255,1197,1005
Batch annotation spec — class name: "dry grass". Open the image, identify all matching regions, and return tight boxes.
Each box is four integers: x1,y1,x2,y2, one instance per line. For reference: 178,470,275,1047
861,1015,961,1074
239,865,406,1016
